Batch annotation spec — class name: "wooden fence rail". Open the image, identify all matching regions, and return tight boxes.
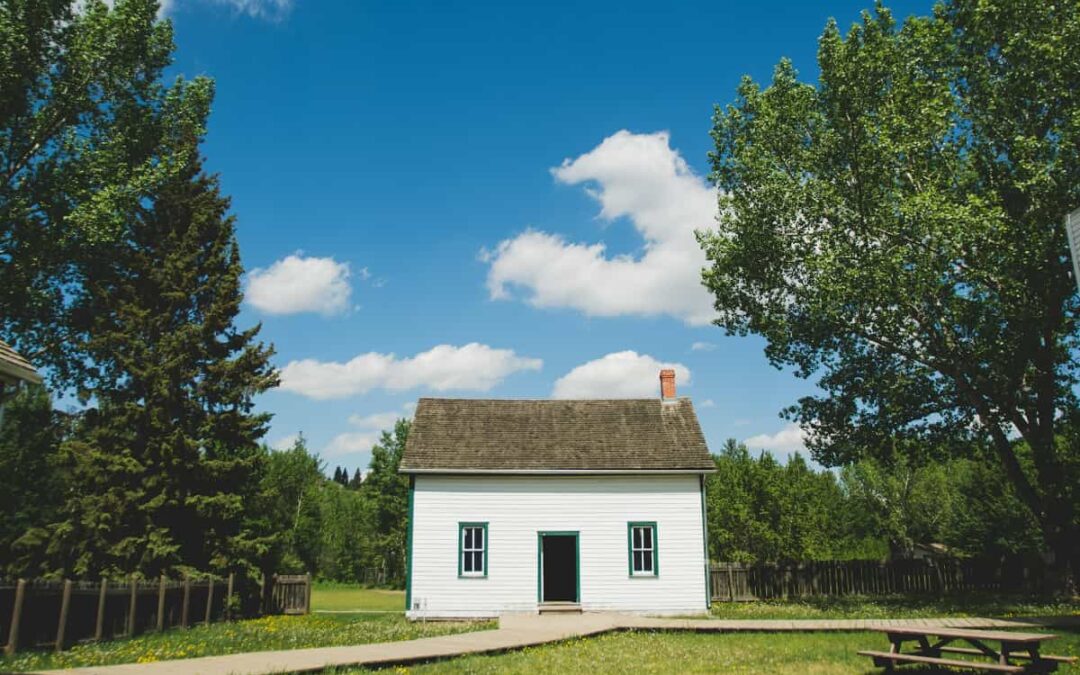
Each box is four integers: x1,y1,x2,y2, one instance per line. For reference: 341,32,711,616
2,572,310,655
710,558,1042,602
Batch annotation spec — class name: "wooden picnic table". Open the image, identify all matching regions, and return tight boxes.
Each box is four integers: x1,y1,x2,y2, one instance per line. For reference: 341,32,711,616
859,625,1077,673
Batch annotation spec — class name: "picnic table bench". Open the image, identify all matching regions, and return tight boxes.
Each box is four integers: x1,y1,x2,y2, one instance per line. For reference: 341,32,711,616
859,626,1077,673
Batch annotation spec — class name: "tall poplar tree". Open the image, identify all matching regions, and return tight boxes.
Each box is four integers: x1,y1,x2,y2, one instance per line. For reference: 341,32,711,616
52,132,278,577
702,0,1079,586
1,0,209,387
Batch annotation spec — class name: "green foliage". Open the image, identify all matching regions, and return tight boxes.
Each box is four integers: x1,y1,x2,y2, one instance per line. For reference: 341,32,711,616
0,0,214,388
706,440,885,563
702,0,1080,577
840,457,956,559
258,420,411,586
43,143,278,578
0,386,66,576
262,435,326,575
360,419,411,585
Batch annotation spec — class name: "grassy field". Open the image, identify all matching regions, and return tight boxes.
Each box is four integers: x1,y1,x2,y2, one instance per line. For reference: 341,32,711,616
4,586,1076,673
311,583,405,611
707,593,1080,620
345,629,1080,674
0,613,491,672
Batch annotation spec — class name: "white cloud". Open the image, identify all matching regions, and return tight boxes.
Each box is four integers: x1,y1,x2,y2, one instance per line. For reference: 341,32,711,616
280,343,543,400
744,423,806,457
206,0,292,19
323,403,414,461
347,411,402,430
246,253,352,316
699,399,715,408
483,130,717,326
323,431,379,458
691,341,717,352
552,351,690,399
270,433,299,451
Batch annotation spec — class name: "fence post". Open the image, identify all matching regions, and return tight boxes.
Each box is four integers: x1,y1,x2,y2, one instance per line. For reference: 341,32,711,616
156,575,167,631
259,574,266,615
5,579,27,656
181,575,191,628
205,576,215,624
94,579,108,641
225,572,234,621
126,575,137,637
304,573,312,615
54,579,73,652
727,566,735,601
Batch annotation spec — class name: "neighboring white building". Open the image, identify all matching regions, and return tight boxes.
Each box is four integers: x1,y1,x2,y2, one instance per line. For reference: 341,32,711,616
401,370,714,619
0,339,43,426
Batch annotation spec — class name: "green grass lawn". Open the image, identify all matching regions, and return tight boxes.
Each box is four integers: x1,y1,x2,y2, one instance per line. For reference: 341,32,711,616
311,582,406,611
0,613,492,673
346,629,1080,674
707,593,1080,620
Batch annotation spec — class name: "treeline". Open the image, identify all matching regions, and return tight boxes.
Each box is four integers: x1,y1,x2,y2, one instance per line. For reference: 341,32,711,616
705,439,1044,564
264,423,411,586
0,386,411,587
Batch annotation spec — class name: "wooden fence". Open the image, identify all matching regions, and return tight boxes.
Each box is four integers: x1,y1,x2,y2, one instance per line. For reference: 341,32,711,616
266,575,311,615
1,573,310,655
710,558,1043,602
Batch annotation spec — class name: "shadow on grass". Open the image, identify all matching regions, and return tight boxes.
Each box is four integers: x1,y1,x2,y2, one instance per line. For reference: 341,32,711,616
708,592,1080,620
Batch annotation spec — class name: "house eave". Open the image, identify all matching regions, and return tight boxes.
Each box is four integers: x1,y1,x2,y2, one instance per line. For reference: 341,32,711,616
399,467,716,476
0,360,43,385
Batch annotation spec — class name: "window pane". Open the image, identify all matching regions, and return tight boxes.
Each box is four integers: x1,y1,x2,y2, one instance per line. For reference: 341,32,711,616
473,551,484,573
474,527,483,549
633,550,643,572
464,528,473,549
642,527,652,549
633,527,641,548
463,551,474,572
642,550,653,572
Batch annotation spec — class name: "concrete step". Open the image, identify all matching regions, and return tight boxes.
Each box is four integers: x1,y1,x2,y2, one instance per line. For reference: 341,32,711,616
538,602,582,614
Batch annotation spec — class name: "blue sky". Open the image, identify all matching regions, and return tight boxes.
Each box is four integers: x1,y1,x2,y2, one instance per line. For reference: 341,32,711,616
164,0,932,473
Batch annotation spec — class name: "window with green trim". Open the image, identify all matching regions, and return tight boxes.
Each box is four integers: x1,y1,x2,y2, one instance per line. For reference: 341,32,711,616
459,523,487,577
628,522,657,576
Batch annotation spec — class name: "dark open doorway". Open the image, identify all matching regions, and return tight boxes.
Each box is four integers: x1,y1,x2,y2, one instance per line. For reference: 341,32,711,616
539,533,578,603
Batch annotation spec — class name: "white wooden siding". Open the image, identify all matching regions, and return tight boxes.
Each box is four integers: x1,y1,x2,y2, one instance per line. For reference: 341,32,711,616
408,474,708,618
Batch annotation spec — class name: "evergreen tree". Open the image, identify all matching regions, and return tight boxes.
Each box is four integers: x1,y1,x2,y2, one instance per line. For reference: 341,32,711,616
349,468,364,489
0,386,66,576
51,141,278,577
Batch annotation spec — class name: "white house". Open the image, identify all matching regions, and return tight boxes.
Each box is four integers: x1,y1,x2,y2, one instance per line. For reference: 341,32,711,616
400,370,714,618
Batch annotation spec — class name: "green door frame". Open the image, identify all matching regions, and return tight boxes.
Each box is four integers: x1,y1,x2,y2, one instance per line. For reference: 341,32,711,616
536,531,580,604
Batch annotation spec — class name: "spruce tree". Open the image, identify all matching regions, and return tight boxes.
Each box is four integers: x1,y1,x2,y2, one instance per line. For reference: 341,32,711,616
54,141,278,578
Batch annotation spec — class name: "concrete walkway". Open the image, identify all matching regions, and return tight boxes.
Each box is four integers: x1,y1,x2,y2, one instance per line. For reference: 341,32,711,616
33,613,1080,675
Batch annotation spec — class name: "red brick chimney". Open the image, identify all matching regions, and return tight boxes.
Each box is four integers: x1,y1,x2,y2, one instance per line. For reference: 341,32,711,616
660,369,676,400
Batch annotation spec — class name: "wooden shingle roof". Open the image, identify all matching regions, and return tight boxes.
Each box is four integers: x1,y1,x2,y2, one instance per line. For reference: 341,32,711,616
0,339,42,384
401,397,714,474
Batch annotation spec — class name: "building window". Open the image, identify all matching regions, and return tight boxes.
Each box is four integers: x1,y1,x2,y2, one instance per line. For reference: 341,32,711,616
628,522,658,576
459,522,487,577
